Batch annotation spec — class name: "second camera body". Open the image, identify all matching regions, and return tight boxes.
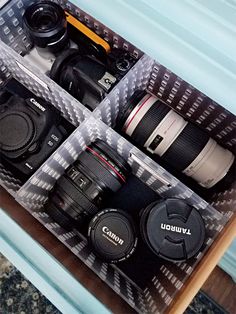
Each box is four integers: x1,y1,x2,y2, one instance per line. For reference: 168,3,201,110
22,1,138,110
50,49,117,110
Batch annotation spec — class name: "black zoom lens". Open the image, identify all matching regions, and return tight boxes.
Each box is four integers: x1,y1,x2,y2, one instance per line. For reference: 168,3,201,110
118,91,235,189
23,1,69,58
45,140,130,229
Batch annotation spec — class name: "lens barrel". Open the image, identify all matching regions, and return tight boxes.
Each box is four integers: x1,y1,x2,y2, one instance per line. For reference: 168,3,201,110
23,1,69,58
118,91,235,188
46,140,130,229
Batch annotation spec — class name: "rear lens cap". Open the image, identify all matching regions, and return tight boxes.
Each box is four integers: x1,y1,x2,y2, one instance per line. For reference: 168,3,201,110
140,199,205,262
88,208,137,263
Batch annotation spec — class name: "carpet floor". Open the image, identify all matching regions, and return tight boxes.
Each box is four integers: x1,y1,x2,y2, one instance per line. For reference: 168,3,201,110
0,253,228,314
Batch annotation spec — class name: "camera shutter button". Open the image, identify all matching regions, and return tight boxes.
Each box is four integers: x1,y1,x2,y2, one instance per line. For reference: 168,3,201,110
0,111,34,152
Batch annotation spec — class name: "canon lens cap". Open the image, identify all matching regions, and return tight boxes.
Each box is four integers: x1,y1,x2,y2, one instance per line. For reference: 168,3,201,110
140,199,205,262
88,208,138,263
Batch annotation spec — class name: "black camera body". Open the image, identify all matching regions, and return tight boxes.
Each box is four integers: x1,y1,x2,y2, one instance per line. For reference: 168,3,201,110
50,48,137,110
0,85,74,181
50,49,117,110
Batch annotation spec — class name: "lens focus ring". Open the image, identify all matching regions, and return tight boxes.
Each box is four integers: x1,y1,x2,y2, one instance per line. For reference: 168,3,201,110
162,123,210,171
131,98,170,146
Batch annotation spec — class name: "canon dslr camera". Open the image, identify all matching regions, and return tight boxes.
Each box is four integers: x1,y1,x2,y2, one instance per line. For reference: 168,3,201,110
0,79,74,181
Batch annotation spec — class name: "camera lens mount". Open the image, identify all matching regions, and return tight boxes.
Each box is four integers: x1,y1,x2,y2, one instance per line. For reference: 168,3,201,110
0,111,35,152
0,80,74,181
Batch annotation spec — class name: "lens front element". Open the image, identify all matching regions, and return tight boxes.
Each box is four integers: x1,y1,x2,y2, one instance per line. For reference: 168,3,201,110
23,1,69,57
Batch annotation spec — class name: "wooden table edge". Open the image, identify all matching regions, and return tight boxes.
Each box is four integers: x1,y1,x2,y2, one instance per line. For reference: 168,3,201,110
167,214,236,314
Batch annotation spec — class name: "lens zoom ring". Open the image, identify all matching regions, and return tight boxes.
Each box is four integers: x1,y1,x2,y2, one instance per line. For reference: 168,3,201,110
131,99,170,146
162,123,210,171
57,176,98,214
77,152,122,192
46,202,73,230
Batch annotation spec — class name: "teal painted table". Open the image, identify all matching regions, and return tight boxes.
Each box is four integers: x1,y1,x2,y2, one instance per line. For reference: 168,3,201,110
0,207,110,314
219,239,236,283
0,0,236,313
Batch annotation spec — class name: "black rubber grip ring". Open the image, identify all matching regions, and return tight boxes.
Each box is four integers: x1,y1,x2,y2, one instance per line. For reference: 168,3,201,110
162,122,210,171
77,151,122,192
50,48,80,82
131,99,170,146
57,175,98,214
117,90,146,129
46,202,73,231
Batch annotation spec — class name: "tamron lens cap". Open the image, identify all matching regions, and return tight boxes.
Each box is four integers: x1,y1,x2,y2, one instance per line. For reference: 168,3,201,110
88,209,137,263
140,199,205,262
